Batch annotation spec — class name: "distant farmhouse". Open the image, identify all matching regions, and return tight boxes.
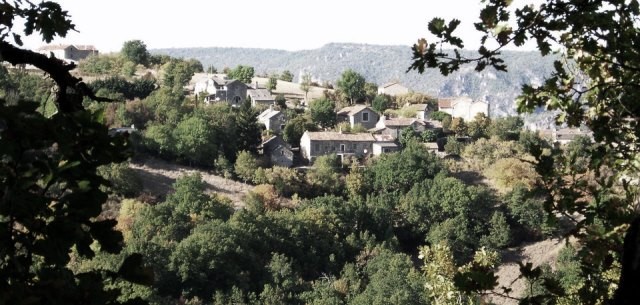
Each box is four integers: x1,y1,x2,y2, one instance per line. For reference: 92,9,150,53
300,131,398,163
373,116,442,140
438,97,489,121
193,75,247,107
402,103,430,120
257,107,286,134
247,88,275,107
261,136,294,168
378,81,409,96
37,44,98,63
337,105,379,130
538,127,593,146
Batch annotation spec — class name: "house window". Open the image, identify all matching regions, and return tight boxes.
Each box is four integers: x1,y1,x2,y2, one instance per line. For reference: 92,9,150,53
362,112,369,122
314,144,320,152
280,124,285,130
340,144,345,152
352,143,357,150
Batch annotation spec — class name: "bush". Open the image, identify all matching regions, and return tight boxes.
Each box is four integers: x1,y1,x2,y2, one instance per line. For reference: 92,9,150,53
97,162,143,198
444,136,465,155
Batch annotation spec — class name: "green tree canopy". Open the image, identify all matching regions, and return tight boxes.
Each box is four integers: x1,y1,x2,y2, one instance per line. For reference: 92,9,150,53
121,39,150,66
336,69,365,104
228,65,255,83
162,58,202,90
410,0,640,303
309,97,337,129
283,114,317,147
267,74,278,92
300,73,312,101
0,2,151,303
173,114,217,166
371,94,392,113
279,70,294,82
235,101,262,154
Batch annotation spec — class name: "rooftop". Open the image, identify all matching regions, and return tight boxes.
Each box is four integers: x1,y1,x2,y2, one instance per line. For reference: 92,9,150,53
248,88,274,100
405,103,429,111
383,117,418,127
37,44,97,51
437,96,473,108
305,131,376,141
257,108,282,120
337,104,371,116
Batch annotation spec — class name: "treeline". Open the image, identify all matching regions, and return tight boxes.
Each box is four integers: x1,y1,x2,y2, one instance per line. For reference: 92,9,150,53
2,39,591,304
78,129,592,304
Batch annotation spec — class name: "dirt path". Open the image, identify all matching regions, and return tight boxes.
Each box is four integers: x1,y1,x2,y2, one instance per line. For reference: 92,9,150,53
130,157,254,207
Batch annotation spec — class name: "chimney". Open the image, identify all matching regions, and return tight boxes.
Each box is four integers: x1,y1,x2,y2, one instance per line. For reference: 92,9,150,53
255,81,259,89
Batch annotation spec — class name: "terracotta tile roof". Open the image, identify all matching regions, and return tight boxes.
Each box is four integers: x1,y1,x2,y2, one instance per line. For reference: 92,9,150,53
305,131,375,141
437,98,455,108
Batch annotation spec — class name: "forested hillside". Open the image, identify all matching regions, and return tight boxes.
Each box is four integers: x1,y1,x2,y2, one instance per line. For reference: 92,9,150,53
154,43,557,118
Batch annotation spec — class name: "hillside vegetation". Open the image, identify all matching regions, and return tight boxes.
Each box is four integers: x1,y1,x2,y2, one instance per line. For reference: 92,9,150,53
154,43,557,118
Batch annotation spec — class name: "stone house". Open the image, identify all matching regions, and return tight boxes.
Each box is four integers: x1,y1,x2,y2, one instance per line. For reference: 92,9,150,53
248,88,275,107
194,76,247,107
372,134,397,153
377,82,409,96
262,136,294,167
300,131,376,163
539,127,593,146
438,97,489,121
373,116,442,139
337,105,379,130
257,108,286,134
37,44,98,62
404,103,430,120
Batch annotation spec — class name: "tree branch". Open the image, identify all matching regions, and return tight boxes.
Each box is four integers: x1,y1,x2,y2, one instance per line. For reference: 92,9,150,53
0,41,112,112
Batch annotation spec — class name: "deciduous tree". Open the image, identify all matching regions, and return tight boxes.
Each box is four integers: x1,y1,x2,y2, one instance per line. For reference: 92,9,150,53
279,70,294,82
267,74,278,92
121,39,150,67
371,94,392,113
309,97,337,129
227,65,255,83
0,2,151,303
410,0,640,302
300,72,312,102
336,69,365,104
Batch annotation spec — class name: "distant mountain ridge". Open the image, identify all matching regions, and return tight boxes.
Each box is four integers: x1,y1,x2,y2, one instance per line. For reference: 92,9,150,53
153,43,557,118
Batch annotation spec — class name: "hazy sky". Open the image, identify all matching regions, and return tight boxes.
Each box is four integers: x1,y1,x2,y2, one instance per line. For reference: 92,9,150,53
22,0,535,52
